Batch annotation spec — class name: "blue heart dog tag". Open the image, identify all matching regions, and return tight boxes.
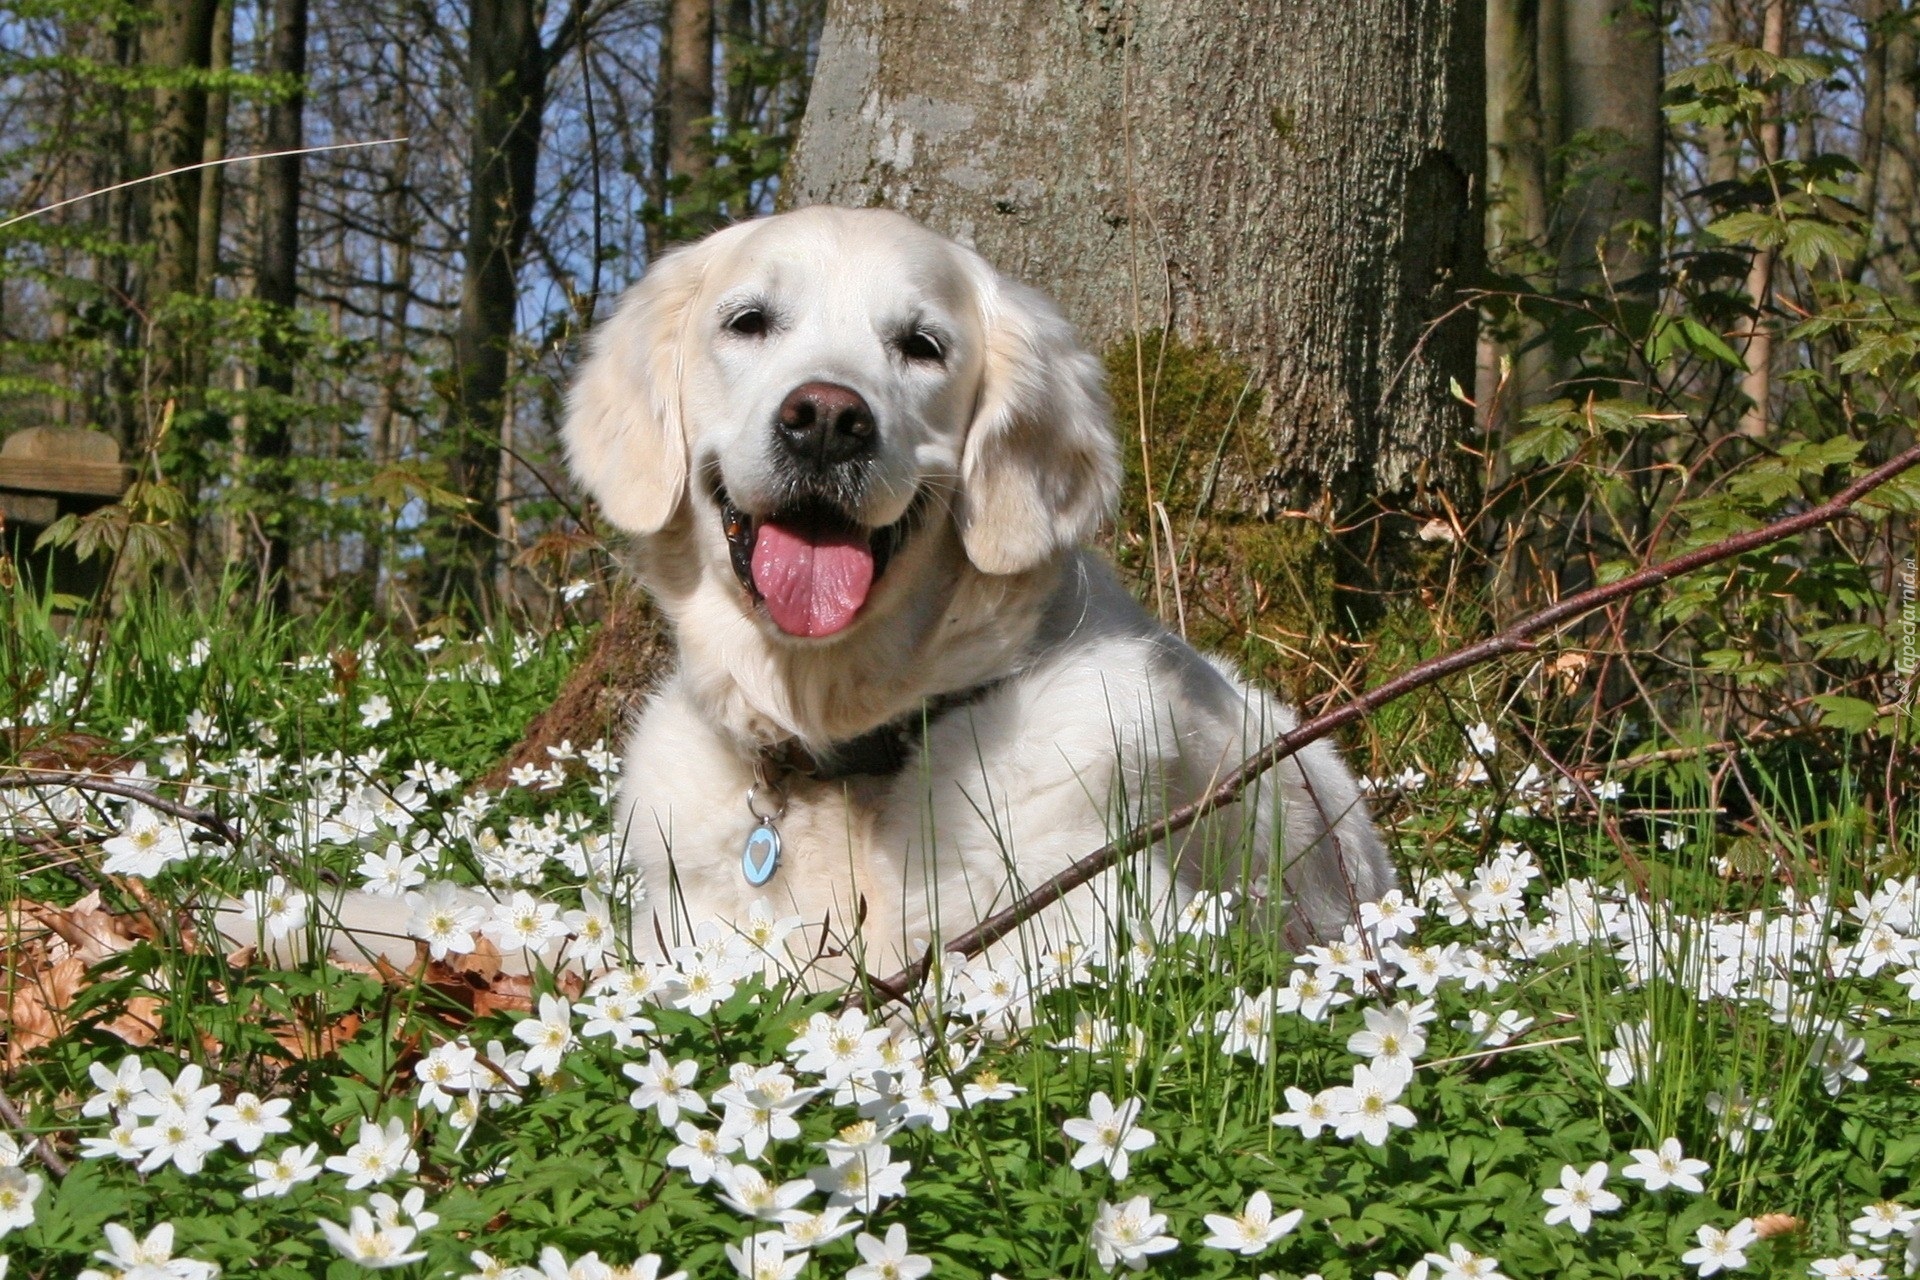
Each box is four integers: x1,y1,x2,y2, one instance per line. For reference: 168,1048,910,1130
742,821,781,886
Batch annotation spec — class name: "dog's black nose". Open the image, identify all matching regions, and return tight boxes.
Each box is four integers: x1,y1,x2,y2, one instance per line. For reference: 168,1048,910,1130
775,382,875,468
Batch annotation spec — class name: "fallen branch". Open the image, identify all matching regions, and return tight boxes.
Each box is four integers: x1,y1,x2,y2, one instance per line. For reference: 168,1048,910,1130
854,442,1920,1009
0,768,240,846
0,1085,68,1178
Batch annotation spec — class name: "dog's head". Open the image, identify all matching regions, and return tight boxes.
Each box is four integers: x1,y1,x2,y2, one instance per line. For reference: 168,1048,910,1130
562,207,1120,641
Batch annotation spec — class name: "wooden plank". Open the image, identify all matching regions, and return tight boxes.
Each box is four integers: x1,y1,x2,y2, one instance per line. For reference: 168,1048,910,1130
0,492,59,524
0,458,133,498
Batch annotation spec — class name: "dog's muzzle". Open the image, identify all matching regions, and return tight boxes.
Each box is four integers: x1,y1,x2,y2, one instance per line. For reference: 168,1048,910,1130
719,488,925,639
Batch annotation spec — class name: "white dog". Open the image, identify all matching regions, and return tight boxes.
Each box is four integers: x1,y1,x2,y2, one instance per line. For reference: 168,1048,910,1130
220,206,1391,980
559,206,1391,977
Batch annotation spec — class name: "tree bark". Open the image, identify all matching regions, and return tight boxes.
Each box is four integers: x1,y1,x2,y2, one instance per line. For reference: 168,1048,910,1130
251,0,309,611
1705,0,1743,187
721,0,758,137
193,0,233,299
666,0,717,232
788,0,1482,629
1552,0,1664,291
1879,4,1919,300
143,0,219,403
1485,0,1555,421
440,0,549,614
1738,0,1786,439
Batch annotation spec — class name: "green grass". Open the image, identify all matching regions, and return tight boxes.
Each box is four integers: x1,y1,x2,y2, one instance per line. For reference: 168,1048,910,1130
1,585,1916,1280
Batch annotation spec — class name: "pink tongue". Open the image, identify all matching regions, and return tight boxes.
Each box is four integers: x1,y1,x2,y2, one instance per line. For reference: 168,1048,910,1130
750,521,875,637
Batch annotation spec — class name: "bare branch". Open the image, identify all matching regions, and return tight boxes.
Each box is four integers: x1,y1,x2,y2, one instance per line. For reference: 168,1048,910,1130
0,769,240,846
0,138,409,233
0,1086,69,1179
853,442,1920,1010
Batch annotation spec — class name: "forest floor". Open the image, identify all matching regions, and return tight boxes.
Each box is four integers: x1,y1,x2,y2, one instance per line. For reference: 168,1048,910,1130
0,590,1916,1280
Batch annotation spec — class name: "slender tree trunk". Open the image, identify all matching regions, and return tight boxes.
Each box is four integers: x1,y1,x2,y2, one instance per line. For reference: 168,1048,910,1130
1880,4,1919,300
185,0,233,576
1553,0,1664,292
143,0,219,409
251,0,308,610
193,0,233,299
1706,0,1744,187
1489,0,1553,256
789,0,1482,631
1485,0,1555,423
666,0,717,233
368,66,417,616
1738,0,1787,439
100,13,144,451
721,0,757,137
1537,0,1567,169
1858,0,1891,279
441,0,548,613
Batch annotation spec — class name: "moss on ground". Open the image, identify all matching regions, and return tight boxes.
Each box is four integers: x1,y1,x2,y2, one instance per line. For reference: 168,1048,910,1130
1102,330,1342,699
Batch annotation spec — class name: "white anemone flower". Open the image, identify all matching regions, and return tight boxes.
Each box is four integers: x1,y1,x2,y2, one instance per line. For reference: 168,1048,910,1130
1089,1195,1179,1273
1063,1092,1157,1181
1201,1189,1303,1254
1620,1137,1709,1194
1540,1162,1620,1233
1680,1220,1757,1277
318,1206,427,1269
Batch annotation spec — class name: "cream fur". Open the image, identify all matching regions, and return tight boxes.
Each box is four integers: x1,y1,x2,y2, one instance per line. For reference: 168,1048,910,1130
222,206,1394,977
570,207,1393,975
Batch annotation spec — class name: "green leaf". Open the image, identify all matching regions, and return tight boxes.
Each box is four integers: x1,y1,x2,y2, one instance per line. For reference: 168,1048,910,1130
1678,317,1747,369
1706,210,1785,249
1508,422,1580,467
1782,217,1862,269
1812,695,1881,733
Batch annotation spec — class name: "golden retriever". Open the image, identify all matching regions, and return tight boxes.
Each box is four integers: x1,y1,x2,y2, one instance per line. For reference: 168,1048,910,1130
561,206,1391,976
219,206,1391,981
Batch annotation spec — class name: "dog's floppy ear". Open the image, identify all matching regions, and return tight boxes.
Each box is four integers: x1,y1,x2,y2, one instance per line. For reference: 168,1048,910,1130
956,266,1121,576
562,234,721,534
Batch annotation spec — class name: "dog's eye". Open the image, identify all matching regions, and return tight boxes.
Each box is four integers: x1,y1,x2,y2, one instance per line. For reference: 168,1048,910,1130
725,308,770,337
897,329,945,363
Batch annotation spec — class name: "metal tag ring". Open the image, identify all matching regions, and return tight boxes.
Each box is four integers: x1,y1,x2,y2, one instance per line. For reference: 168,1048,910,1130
747,783,787,824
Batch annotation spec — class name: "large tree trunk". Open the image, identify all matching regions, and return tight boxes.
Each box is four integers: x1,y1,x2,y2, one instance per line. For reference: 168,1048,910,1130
787,0,1482,634
1551,0,1664,292
440,0,549,614
251,0,309,611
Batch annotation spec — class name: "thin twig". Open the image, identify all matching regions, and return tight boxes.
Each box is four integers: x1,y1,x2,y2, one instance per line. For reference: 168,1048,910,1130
0,138,408,233
0,768,239,845
0,1086,69,1178
1417,1034,1584,1072
853,443,1920,1009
